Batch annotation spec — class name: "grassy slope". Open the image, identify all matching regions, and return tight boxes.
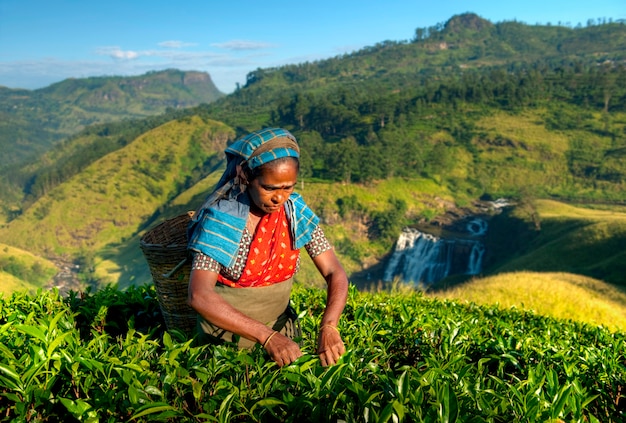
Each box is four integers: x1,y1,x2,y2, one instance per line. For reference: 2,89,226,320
428,200,626,331
471,108,625,197
492,199,626,284
429,271,626,332
100,170,225,288
0,273,34,296
0,117,234,258
472,108,570,191
0,243,56,294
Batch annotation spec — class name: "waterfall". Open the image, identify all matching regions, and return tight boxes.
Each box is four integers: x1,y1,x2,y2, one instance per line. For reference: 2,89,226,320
466,242,485,275
383,226,485,285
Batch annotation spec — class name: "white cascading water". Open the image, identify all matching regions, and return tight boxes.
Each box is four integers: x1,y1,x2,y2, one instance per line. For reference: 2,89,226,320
383,224,486,285
466,241,485,275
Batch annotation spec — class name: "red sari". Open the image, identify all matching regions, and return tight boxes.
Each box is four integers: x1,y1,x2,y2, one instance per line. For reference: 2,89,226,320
218,207,299,288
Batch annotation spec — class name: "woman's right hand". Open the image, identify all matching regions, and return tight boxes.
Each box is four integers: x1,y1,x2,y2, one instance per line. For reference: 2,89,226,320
263,331,303,367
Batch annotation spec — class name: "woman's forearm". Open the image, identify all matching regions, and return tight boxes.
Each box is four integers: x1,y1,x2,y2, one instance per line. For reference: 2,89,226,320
321,273,348,326
314,250,349,327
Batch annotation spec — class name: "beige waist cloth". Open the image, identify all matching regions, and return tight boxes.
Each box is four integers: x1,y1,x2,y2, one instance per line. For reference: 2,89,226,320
197,278,301,349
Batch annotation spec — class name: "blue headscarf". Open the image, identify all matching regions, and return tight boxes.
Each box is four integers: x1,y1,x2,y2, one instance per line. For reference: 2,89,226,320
187,128,319,267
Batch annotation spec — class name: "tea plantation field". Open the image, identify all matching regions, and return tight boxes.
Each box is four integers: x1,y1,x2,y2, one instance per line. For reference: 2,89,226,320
0,284,624,422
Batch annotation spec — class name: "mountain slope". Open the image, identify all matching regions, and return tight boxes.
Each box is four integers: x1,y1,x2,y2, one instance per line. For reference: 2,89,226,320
0,117,234,259
0,243,57,294
1,14,625,295
0,69,225,169
486,200,626,285
430,271,626,332
4,15,624,214
200,14,626,131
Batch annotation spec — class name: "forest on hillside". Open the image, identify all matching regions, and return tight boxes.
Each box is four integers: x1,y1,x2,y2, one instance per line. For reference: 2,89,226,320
0,13,625,301
6,56,625,218
2,14,624,222
268,62,626,183
0,70,224,182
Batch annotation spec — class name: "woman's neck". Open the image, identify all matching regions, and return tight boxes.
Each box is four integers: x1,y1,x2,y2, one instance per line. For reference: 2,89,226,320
247,211,262,233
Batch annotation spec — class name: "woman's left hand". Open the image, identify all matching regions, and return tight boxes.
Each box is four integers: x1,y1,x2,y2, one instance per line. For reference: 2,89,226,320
316,325,345,366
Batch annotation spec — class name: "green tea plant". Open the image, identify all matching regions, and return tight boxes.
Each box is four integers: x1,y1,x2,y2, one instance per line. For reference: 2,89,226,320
0,284,624,422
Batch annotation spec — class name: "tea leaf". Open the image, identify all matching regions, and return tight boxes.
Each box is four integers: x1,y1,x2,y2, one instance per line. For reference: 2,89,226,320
130,402,178,420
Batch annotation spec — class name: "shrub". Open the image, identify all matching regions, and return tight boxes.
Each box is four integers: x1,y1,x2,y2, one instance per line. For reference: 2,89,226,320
0,284,624,421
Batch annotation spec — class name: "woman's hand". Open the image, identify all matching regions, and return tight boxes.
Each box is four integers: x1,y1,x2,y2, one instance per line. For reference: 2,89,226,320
310,249,349,366
262,331,303,367
316,325,345,366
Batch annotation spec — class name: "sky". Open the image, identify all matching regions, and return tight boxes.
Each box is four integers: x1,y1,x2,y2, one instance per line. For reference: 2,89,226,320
1,0,624,94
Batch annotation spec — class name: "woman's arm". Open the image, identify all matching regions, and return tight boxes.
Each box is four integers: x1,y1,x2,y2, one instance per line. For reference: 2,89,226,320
311,249,349,366
188,269,303,366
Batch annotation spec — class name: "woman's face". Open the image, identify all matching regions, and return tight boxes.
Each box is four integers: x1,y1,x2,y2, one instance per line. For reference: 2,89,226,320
246,159,298,214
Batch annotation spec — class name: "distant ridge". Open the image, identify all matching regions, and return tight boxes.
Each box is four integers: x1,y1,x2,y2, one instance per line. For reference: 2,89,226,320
0,69,225,169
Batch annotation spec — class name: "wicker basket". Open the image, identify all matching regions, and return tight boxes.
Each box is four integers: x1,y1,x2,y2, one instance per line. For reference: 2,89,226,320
140,211,197,334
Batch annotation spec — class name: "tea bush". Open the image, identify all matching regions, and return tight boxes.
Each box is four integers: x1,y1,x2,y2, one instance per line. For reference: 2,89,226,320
0,284,624,422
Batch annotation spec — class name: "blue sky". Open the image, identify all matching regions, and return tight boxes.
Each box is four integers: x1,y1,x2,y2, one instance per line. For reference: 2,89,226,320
1,0,623,93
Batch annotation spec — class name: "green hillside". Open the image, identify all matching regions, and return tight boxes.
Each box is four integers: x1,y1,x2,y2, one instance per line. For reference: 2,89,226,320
197,14,626,133
484,199,626,285
430,271,626,332
0,69,224,169
184,16,626,204
3,15,625,223
0,117,234,269
0,243,56,294
0,14,625,302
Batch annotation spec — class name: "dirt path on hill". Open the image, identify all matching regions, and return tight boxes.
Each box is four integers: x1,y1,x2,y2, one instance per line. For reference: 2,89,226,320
45,257,86,296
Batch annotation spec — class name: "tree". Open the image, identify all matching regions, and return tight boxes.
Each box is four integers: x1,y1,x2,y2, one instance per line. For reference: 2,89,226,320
327,136,359,183
368,198,408,243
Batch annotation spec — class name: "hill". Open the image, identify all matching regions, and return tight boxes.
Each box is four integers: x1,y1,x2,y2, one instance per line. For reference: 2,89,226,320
198,14,626,132
1,14,625,301
3,14,625,222
483,199,626,285
0,243,57,294
429,271,626,332
0,69,224,170
187,14,626,204
0,117,234,285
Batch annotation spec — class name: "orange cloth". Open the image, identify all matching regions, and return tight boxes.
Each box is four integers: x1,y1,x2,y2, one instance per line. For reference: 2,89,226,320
218,207,299,288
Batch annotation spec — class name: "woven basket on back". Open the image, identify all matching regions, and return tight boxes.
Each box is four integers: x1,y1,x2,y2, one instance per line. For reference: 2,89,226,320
140,211,197,334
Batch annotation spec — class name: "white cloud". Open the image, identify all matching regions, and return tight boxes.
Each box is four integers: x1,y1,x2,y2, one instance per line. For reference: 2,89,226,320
111,50,139,60
94,45,231,62
158,40,197,49
96,47,140,60
211,40,276,51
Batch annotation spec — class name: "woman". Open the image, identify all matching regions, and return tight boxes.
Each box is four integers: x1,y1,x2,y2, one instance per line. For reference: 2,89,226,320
187,128,348,367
